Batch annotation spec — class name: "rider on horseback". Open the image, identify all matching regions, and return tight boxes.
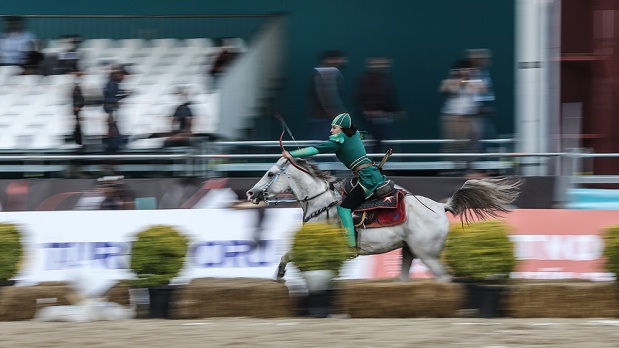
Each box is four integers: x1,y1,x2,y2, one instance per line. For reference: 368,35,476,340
282,113,386,250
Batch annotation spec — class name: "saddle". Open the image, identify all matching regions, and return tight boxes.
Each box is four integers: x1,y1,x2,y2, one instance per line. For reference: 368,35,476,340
340,177,395,200
339,177,407,229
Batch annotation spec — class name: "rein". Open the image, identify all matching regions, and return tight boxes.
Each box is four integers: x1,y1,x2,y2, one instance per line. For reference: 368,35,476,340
303,200,338,223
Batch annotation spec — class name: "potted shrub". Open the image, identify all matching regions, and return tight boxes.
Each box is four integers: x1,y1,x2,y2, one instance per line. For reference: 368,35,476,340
130,225,189,318
602,224,619,280
290,222,349,317
0,223,23,286
443,220,516,318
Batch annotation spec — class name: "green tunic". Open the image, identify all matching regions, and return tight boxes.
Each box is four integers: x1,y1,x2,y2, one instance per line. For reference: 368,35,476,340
289,131,385,199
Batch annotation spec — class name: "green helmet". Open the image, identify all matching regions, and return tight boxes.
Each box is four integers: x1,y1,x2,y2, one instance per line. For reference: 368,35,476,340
332,113,351,128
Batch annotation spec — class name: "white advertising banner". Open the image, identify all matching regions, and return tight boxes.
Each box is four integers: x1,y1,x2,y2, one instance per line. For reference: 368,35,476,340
2,209,297,284
4,208,372,286
5,208,616,285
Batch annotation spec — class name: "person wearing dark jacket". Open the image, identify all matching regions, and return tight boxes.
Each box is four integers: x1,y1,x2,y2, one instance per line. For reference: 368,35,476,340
164,88,194,147
71,69,84,145
307,50,348,140
102,65,130,154
356,57,400,153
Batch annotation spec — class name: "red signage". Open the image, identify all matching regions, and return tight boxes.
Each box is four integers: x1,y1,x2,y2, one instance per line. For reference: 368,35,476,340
370,210,619,281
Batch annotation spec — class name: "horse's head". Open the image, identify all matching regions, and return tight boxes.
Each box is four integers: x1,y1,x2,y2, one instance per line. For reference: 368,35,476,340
246,157,330,204
246,157,295,204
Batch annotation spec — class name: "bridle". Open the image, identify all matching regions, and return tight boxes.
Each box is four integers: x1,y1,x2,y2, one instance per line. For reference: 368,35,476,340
261,159,339,223
262,115,338,222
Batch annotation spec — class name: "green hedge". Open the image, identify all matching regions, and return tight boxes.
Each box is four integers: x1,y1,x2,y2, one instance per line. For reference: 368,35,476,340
443,220,516,281
602,225,619,278
0,223,23,283
129,225,189,288
291,222,349,274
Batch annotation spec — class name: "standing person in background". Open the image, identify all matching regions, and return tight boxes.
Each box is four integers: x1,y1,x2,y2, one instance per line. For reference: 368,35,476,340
356,57,401,153
164,87,194,147
103,65,130,155
206,37,240,93
439,59,486,176
0,16,36,66
307,50,348,140
55,34,82,75
71,69,85,146
21,39,44,75
466,48,496,152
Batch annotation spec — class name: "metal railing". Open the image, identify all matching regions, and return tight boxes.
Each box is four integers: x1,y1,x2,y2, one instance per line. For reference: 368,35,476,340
3,138,616,184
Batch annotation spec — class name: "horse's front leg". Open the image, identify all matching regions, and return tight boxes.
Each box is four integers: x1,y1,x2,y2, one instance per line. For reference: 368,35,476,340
400,245,415,281
275,251,291,282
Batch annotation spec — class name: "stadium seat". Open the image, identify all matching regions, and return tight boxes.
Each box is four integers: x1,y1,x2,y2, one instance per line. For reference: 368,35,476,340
0,37,225,150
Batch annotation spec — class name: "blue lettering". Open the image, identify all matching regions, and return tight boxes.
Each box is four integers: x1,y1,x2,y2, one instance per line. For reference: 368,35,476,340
191,240,276,268
93,242,129,269
41,242,130,270
245,240,275,267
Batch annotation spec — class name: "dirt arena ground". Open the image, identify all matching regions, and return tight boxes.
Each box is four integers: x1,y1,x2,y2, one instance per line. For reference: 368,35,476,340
2,318,619,348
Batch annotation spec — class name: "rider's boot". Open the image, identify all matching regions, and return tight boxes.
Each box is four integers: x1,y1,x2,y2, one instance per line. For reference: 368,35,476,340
336,205,357,257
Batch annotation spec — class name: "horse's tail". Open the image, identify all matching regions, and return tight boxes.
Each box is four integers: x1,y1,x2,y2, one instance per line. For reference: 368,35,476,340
444,177,521,224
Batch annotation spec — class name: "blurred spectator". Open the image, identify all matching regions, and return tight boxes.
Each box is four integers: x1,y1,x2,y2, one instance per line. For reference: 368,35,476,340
466,48,496,152
0,16,36,66
307,50,348,140
164,87,194,147
71,69,85,145
74,186,107,210
103,65,130,154
55,34,82,75
99,182,135,210
356,57,402,153
21,39,44,75
206,37,240,92
99,184,123,210
439,59,486,175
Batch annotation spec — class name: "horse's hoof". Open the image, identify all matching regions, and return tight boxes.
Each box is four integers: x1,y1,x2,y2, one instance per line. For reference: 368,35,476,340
275,269,286,282
437,275,453,283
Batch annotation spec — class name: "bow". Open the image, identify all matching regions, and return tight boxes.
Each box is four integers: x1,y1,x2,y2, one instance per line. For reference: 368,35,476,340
275,114,311,175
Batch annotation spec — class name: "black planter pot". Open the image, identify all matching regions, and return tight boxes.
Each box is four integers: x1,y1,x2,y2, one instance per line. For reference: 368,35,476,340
453,278,508,318
452,278,481,310
475,284,507,318
149,285,177,319
298,288,336,318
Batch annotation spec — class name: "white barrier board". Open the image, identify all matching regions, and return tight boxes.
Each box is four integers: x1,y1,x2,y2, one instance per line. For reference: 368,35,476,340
4,208,374,285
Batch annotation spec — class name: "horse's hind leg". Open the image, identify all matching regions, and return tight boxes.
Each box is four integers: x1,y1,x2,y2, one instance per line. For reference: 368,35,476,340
416,251,451,282
399,244,415,281
275,251,291,282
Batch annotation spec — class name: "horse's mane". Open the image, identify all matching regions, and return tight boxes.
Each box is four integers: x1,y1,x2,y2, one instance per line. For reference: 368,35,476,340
294,158,335,182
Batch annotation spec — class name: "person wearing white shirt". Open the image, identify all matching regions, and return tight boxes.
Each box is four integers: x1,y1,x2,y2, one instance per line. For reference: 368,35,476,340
439,59,486,174
0,16,36,66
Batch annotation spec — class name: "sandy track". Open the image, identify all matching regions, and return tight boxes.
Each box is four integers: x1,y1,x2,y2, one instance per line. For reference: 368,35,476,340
2,318,619,348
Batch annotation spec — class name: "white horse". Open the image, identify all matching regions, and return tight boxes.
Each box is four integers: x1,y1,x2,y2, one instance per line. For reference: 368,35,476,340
246,157,520,282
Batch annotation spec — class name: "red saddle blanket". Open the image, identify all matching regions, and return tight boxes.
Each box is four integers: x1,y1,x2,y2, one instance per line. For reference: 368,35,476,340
349,189,407,228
